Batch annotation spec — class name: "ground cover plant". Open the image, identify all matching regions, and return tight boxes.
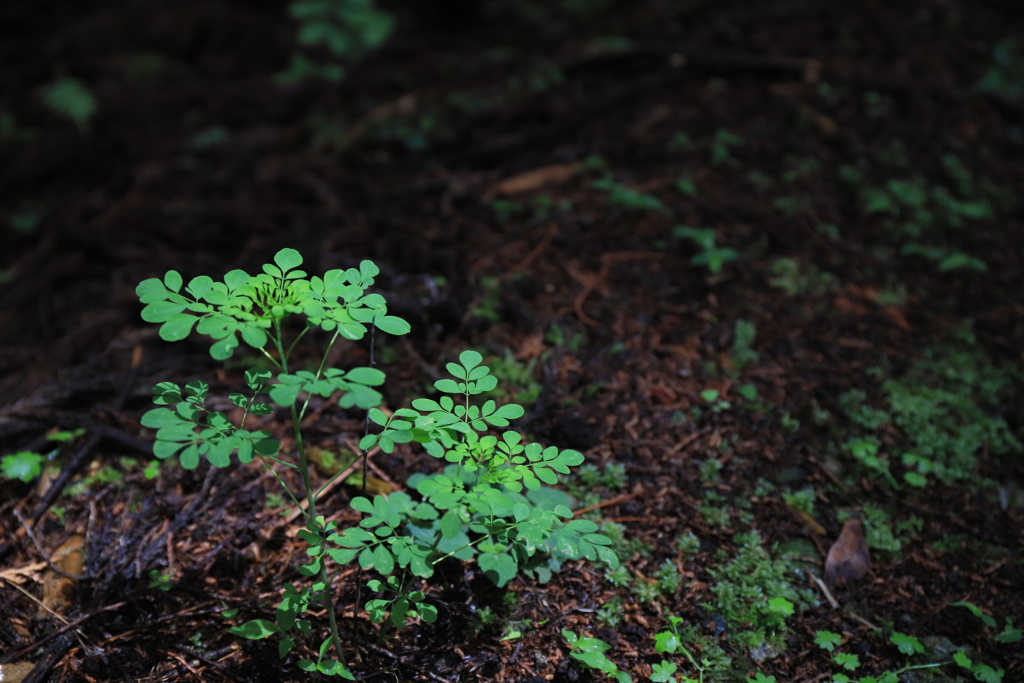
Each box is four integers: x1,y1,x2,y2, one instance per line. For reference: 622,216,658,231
0,1,1022,681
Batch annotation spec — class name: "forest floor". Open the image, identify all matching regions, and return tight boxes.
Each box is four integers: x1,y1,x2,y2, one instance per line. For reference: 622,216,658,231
1,1,1023,681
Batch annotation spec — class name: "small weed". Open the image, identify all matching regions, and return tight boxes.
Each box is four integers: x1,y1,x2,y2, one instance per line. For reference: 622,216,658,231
848,505,903,556
1,451,44,483
699,458,724,483
698,492,732,529
976,39,1024,102
677,532,701,555
605,565,632,590
747,170,775,193
816,222,840,241
700,389,731,413
816,82,846,106
706,531,817,649
592,177,667,214
491,194,573,224
674,226,739,274
469,605,499,631
191,125,229,150
710,129,744,168
844,437,896,486
675,175,698,197
489,349,542,405
562,630,632,682
471,276,503,321
773,195,811,218
667,132,695,151
148,569,174,592
901,243,987,272
778,411,800,434
653,559,683,595
781,488,815,516
40,77,97,134
278,0,393,84
602,521,654,558
782,155,822,183
864,91,893,120
597,595,626,626
635,576,662,604
768,258,836,297
731,320,759,374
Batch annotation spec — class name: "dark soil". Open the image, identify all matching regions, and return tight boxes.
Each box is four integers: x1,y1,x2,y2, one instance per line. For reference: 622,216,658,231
1,1,1023,681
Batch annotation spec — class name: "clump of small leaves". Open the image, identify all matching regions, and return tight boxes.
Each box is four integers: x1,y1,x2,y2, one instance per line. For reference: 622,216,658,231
278,0,394,84
705,531,817,649
883,330,1021,485
768,258,836,297
731,320,759,374
976,38,1024,103
837,389,890,431
40,77,97,134
653,616,739,683
592,177,668,214
710,129,744,168
677,531,701,555
597,595,626,627
1,451,44,483
674,226,739,274
601,520,654,559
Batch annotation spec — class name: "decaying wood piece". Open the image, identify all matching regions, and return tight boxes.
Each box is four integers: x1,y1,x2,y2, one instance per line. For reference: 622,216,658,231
825,518,871,586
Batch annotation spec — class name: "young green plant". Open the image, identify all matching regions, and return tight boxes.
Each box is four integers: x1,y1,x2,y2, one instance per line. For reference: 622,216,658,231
138,249,406,676
137,248,617,676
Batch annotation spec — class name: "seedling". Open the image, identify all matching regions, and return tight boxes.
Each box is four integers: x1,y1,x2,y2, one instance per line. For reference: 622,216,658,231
652,616,713,683
976,39,1024,102
277,0,393,84
667,132,694,151
675,175,698,197
700,389,730,413
773,195,811,218
592,177,667,214
768,258,835,297
731,320,758,374
563,630,632,682
674,226,738,274
901,244,987,272
1,429,89,484
40,77,97,134
782,155,822,183
137,249,615,676
710,129,743,168
1,451,44,483
148,569,174,592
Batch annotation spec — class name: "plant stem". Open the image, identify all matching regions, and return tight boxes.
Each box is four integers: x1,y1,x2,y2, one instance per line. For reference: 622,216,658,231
274,321,347,668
